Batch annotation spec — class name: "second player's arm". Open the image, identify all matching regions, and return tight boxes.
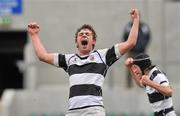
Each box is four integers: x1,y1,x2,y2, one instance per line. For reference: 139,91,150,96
141,76,173,96
125,58,143,87
128,66,143,87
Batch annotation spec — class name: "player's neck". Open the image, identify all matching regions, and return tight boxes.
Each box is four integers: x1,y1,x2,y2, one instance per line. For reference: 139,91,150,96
78,49,95,56
79,50,90,56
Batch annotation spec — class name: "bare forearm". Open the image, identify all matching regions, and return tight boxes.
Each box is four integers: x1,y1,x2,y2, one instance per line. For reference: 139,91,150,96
119,10,140,55
127,66,142,87
27,22,54,64
30,34,53,64
146,81,173,96
127,17,139,48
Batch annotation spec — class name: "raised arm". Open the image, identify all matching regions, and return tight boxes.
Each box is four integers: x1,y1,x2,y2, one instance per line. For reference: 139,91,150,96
125,58,144,87
118,9,140,55
27,22,54,65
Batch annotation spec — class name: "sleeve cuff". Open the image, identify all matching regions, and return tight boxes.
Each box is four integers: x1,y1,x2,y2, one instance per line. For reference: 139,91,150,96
114,44,122,58
53,53,59,67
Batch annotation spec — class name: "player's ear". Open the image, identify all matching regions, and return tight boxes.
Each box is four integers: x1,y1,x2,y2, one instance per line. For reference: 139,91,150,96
92,38,96,47
75,38,79,48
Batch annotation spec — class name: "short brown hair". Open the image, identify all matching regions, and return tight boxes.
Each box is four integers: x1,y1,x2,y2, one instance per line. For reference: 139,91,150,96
75,24,97,40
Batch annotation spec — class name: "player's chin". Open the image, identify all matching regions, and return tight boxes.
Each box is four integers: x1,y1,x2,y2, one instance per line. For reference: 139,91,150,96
78,45,87,50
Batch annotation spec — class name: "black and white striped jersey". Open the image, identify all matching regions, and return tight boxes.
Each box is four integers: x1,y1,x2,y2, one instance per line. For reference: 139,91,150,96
53,44,121,110
146,67,175,115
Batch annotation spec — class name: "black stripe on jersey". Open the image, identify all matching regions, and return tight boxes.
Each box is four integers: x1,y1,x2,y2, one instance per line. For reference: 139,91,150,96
106,46,119,66
150,70,161,80
147,92,171,103
69,84,102,98
160,81,167,84
69,105,104,111
68,63,107,76
58,54,68,71
154,106,174,116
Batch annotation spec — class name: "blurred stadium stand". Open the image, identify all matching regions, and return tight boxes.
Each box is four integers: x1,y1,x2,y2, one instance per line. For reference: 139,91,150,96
0,30,27,98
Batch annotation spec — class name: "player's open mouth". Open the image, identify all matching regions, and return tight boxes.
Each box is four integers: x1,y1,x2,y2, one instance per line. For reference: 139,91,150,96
81,40,88,46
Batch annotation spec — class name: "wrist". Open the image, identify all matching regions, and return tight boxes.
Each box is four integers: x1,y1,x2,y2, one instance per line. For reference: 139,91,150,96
30,33,38,37
133,17,140,22
126,64,132,68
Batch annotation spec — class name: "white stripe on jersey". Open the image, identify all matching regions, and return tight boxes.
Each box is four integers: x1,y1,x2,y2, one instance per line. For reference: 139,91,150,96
151,97,173,112
67,51,106,66
68,95,103,110
69,73,105,87
166,111,177,116
153,73,169,86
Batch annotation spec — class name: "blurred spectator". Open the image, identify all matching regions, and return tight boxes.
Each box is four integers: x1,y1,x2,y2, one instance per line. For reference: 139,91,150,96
122,19,151,88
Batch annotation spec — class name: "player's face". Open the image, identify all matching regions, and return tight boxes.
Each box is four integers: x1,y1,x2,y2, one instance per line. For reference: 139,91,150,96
132,64,143,76
76,29,96,55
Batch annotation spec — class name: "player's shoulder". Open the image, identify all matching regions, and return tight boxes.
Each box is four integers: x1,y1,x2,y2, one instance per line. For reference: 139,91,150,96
64,53,76,60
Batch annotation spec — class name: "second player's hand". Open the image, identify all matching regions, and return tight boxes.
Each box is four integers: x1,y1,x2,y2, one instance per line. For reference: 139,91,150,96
125,58,133,67
140,75,151,86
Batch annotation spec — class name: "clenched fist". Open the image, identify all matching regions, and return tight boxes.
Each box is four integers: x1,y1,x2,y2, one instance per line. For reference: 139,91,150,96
27,22,40,35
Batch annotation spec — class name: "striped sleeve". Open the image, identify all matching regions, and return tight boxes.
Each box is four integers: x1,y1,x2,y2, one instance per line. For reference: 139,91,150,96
155,74,169,86
105,44,122,66
53,53,68,71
